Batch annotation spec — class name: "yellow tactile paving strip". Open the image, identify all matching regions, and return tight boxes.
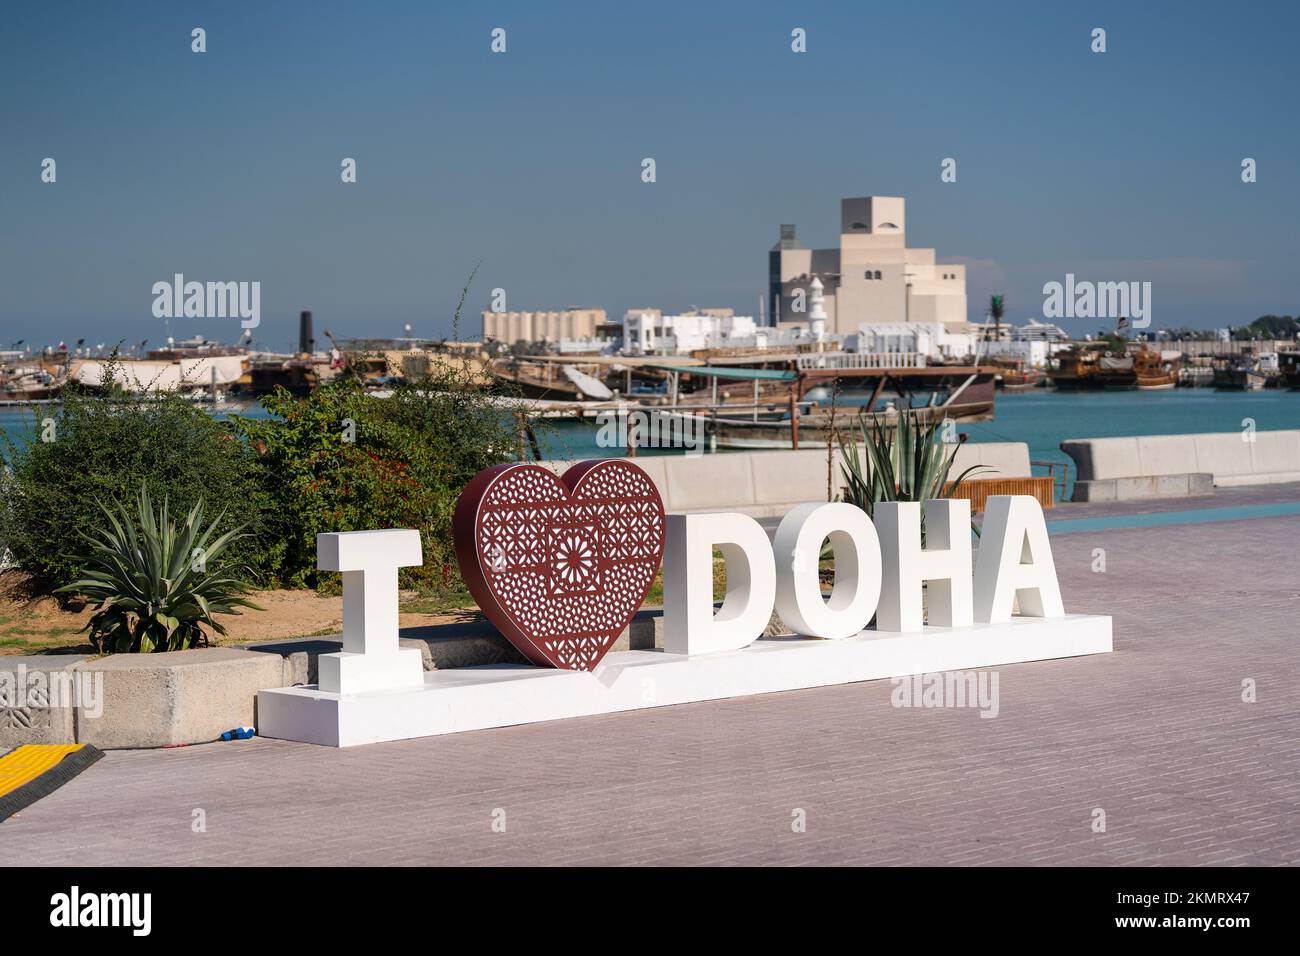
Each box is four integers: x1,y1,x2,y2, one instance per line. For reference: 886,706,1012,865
0,744,86,799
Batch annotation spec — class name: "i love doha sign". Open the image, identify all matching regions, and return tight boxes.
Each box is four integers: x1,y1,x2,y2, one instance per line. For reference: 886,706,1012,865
450,459,1065,672
260,457,1098,744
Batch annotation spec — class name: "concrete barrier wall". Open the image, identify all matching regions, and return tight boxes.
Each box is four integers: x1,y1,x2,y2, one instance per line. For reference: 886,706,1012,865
950,443,1032,479
1061,430,1300,490
544,450,834,517
545,443,1033,517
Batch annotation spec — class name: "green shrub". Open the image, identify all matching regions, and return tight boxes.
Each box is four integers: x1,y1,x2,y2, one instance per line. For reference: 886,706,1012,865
0,385,268,590
233,362,516,592
57,487,261,653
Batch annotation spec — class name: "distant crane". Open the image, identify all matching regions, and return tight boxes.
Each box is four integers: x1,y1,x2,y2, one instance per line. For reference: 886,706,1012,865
322,327,364,382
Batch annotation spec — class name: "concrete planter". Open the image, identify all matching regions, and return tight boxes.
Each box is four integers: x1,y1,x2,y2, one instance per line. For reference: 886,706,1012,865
1,647,290,750
72,648,290,749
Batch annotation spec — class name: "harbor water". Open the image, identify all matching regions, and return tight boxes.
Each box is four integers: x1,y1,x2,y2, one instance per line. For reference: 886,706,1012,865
4,390,1300,499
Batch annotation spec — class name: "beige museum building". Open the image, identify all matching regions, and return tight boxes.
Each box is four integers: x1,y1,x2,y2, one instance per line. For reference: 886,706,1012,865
769,196,968,334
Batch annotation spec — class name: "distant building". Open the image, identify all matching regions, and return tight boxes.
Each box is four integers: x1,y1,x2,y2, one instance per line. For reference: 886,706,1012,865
555,337,615,354
482,308,605,343
626,308,735,321
769,197,968,334
849,322,976,363
980,319,1072,366
624,311,759,354
1008,318,1070,343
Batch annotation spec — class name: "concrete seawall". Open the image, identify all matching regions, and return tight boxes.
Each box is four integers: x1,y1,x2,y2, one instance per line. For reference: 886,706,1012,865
541,443,1033,517
1061,429,1300,501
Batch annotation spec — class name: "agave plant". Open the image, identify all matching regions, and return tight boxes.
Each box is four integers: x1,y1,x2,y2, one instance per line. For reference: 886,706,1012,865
839,409,988,535
57,488,261,653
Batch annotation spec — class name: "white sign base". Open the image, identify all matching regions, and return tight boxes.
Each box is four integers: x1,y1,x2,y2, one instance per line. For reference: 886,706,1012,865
257,615,1112,747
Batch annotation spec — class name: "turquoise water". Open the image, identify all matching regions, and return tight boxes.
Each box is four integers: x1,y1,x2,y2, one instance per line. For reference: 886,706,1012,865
5,390,1300,496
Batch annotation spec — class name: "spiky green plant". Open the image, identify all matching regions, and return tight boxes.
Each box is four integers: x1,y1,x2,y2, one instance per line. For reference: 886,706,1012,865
839,409,988,535
57,488,262,653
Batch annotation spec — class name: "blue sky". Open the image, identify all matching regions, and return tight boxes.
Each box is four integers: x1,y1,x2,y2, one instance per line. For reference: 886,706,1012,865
2,0,1297,351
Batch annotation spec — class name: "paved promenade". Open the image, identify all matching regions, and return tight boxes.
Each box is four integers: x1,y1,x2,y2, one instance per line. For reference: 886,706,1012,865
7,488,1299,865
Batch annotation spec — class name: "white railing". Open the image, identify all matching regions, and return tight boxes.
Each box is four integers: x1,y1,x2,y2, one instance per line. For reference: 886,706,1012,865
796,351,926,370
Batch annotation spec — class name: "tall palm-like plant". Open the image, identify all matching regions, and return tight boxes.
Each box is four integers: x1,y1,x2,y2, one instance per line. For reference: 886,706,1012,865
58,488,261,653
988,294,1005,341
839,410,988,534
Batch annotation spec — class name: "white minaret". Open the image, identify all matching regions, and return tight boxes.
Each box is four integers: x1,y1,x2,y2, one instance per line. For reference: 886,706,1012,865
808,276,828,343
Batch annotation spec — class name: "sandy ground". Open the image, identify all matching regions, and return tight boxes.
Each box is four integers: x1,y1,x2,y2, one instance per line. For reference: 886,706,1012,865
0,572,472,656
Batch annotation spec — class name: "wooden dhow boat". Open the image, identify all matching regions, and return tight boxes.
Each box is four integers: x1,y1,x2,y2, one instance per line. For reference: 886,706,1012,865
644,353,997,450
1134,348,1180,390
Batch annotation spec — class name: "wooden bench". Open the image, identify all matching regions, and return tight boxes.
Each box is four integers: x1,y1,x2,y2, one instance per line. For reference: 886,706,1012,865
947,475,1055,512
946,443,1057,512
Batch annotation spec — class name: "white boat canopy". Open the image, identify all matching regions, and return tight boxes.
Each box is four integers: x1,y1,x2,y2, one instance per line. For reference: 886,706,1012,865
70,355,246,392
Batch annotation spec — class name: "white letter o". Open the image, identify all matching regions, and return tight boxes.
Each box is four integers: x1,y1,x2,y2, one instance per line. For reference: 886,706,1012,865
773,502,882,639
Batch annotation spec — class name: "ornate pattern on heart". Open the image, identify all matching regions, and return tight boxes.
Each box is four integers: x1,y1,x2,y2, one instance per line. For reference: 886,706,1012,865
453,460,666,671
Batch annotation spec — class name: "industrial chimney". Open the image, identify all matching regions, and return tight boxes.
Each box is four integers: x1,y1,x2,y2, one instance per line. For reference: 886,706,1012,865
298,311,314,355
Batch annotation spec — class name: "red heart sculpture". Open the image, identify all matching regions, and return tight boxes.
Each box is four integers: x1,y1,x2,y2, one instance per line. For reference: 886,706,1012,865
453,459,666,671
